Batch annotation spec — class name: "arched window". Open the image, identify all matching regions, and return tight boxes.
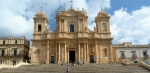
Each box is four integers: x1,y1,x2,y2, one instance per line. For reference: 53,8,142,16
38,25,41,31
70,25,74,32
103,48,107,57
102,23,107,31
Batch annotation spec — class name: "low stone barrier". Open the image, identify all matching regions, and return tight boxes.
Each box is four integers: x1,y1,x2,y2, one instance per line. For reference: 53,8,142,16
139,61,150,70
121,60,130,66
0,62,31,69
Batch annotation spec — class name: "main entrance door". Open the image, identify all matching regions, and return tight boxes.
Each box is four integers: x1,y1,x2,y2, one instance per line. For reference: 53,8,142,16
69,51,75,63
90,55,94,63
50,56,55,63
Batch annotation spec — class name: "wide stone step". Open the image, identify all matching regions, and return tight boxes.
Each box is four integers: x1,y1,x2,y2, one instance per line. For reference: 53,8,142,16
0,64,149,73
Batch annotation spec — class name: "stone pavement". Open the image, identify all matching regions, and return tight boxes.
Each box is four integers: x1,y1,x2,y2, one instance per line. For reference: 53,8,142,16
0,63,149,73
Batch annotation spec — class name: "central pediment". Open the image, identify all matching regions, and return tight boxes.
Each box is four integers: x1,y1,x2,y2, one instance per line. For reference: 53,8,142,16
56,8,87,17
66,9,77,16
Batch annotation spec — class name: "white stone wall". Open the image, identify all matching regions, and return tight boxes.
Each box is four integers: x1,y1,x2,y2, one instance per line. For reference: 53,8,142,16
116,47,150,58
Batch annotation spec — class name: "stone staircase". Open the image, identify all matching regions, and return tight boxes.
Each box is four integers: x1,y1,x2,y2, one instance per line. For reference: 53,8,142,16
0,63,149,73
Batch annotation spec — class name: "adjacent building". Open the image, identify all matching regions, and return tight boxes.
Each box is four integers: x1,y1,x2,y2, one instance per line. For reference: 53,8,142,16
0,36,30,65
113,42,150,64
31,7,114,64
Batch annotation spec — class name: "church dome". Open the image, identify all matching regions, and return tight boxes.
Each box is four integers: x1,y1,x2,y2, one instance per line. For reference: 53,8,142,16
37,10,46,15
97,9,109,17
35,9,47,17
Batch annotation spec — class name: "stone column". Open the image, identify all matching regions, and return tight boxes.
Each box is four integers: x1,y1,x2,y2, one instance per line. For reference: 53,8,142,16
95,43,98,63
55,44,57,63
62,20,63,31
78,43,80,61
78,20,80,31
109,44,113,63
80,20,83,31
47,45,49,64
58,44,60,62
86,44,89,61
98,22,100,32
82,19,85,31
64,20,66,32
84,43,86,61
64,43,67,63
59,20,61,31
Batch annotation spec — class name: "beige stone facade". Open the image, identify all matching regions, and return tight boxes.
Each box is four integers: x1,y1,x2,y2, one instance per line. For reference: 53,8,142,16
31,7,113,64
0,36,30,65
113,42,150,64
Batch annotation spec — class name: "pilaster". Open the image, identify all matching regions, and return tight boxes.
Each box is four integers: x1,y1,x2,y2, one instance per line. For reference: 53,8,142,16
78,43,80,61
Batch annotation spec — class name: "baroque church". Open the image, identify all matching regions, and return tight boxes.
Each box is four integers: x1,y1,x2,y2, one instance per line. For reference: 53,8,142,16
31,6,114,64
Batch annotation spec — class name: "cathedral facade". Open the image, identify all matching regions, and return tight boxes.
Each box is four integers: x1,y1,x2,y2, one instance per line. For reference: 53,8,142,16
31,7,114,64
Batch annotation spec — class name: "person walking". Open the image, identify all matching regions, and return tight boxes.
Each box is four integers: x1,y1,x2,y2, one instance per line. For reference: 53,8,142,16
66,66,70,73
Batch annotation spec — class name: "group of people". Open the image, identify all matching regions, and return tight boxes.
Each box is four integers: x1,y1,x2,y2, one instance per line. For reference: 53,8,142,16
65,61,83,73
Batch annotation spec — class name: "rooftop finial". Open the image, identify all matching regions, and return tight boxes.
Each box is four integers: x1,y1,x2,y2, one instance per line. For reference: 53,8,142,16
70,0,73,9
41,7,43,11
100,6,102,10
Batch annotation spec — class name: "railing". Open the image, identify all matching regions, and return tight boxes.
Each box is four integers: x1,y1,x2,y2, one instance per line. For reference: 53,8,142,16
132,55,137,59
0,54,22,57
144,55,149,59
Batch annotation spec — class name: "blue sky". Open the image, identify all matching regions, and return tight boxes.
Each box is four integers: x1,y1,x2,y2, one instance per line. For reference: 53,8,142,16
107,0,150,14
0,0,150,44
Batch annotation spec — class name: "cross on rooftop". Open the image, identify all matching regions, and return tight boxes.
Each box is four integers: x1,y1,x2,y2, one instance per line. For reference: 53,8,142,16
70,0,73,9
100,6,102,10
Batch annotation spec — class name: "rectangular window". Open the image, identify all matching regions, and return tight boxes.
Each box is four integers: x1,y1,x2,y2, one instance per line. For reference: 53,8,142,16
132,51,136,56
143,51,147,57
15,40,17,44
0,60,2,64
38,25,41,31
70,25,74,32
102,23,107,31
1,50,5,56
3,40,5,44
121,52,125,56
14,50,17,56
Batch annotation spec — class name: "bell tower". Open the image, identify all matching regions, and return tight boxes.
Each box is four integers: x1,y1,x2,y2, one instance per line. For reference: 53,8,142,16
33,8,49,34
95,8,110,33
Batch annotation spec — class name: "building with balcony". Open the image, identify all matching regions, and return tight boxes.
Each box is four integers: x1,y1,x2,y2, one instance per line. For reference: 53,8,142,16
113,42,150,64
0,36,30,65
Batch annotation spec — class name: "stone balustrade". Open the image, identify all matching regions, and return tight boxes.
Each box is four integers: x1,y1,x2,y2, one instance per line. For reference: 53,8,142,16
0,62,31,69
139,61,150,70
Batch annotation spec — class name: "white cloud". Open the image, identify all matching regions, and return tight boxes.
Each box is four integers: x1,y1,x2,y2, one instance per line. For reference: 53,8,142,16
0,0,110,40
110,6,150,44
1,0,150,44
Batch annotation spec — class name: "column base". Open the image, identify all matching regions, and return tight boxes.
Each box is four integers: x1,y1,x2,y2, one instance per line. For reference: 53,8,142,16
46,61,49,64
109,61,114,64
84,60,89,64
95,60,99,63
57,61,62,64
63,61,68,64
